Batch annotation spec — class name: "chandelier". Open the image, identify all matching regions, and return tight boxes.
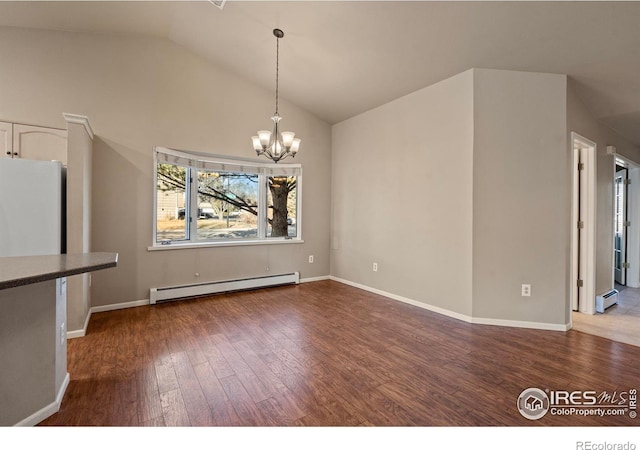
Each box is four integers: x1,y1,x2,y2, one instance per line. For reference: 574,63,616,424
252,28,301,163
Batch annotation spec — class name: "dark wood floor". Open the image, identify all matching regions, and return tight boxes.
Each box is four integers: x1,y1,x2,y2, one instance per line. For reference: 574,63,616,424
39,280,640,426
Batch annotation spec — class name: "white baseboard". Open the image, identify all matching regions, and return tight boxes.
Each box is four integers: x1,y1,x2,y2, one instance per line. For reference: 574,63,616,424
92,298,150,313
67,310,92,339
330,276,473,322
67,299,150,339
329,276,570,332
68,276,569,341
14,372,69,426
471,316,570,332
300,275,331,283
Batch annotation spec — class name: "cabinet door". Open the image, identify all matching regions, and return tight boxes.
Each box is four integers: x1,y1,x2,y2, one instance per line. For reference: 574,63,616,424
13,124,68,165
0,121,13,159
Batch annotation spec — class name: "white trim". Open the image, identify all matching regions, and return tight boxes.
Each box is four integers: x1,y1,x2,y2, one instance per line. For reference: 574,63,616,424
627,166,640,288
571,132,597,315
471,317,570,332
329,276,473,322
13,372,69,426
300,275,330,283
148,238,304,251
296,173,303,241
67,310,92,339
62,113,94,140
153,146,302,176
56,372,70,412
258,172,268,238
614,165,628,286
68,299,150,338
329,276,570,332
91,298,150,314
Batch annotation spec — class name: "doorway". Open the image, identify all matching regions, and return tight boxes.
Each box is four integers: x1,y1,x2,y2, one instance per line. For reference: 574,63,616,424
614,161,628,286
571,133,596,315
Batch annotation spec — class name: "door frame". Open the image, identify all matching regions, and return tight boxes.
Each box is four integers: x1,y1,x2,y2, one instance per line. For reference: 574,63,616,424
571,132,596,316
616,157,640,288
614,163,629,286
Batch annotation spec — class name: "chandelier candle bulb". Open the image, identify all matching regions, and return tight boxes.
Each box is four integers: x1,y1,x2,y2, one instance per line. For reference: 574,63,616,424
258,131,271,147
291,138,301,154
281,132,295,148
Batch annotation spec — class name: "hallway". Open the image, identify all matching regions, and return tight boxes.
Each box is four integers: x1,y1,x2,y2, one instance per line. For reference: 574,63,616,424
572,284,640,347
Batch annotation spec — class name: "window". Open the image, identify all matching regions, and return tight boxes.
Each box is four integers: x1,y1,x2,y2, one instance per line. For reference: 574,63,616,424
153,147,301,248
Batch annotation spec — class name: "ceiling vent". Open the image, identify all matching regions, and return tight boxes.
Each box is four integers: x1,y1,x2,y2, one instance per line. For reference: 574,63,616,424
209,0,226,9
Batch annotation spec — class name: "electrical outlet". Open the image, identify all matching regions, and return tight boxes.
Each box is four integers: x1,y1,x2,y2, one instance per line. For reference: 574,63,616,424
522,284,531,297
60,322,65,346
373,262,378,272
309,255,314,263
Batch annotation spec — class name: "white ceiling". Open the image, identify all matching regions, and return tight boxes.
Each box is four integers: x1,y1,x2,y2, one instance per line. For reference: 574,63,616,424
2,1,640,145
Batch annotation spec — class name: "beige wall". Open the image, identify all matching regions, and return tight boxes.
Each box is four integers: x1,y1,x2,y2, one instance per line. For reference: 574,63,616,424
332,68,572,328
472,69,568,325
331,70,475,316
0,26,332,313
3,24,636,331
567,80,640,296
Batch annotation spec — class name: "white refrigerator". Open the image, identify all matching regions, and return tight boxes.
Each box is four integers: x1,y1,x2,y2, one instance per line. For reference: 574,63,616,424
0,158,65,256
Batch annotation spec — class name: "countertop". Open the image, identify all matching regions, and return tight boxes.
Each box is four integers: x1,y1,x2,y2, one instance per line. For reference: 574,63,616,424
0,252,118,290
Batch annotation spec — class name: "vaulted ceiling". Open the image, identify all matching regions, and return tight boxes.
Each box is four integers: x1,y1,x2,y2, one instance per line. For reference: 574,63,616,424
2,1,640,145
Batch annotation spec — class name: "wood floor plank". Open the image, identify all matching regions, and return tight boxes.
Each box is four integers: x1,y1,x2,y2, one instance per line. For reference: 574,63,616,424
210,333,273,403
171,351,215,426
192,362,242,426
36,280,640,427
198,333,236,379
218,375,268,426
155,356,179,394
136,364,164,424
160,389,191,426
255,397,297,426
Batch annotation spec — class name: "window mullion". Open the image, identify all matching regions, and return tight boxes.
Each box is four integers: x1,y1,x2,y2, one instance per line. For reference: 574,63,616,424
296,174,302,240
152,156,159,243
189,168,198,242
258,173,267,239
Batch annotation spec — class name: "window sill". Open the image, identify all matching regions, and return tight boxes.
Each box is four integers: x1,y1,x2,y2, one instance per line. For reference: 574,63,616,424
147,238,304,251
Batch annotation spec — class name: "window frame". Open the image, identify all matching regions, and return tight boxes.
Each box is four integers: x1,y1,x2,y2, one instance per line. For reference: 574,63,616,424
151,146,303,250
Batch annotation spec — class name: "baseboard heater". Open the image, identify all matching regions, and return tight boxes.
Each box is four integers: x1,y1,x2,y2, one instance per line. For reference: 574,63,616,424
595,289,619,313
150,272,299,305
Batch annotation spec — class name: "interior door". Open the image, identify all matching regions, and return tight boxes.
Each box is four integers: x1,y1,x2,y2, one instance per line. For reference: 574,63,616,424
614,167,628,285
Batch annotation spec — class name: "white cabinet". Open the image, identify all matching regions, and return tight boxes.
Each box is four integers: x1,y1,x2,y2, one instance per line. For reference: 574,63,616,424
0,121,13,158
0,121,67,165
